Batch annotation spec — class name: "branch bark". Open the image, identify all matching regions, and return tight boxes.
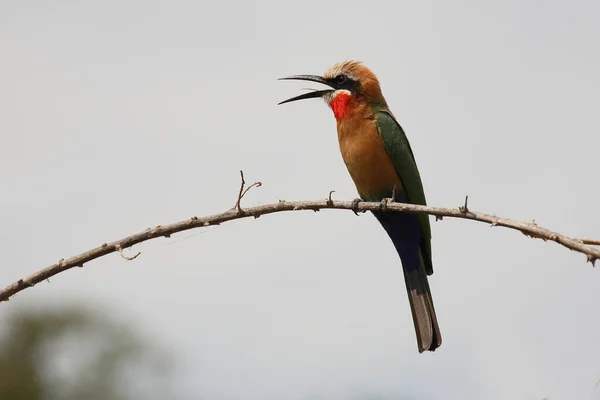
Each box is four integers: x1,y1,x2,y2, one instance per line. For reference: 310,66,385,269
1,196,598,302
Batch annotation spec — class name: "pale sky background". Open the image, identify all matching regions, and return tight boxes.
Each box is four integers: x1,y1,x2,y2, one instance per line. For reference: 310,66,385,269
1,1,600,399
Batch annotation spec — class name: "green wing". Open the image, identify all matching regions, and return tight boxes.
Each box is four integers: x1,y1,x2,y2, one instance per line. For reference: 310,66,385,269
373,108,433,274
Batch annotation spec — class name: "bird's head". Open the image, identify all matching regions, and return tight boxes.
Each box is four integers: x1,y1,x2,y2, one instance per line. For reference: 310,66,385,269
278,60,387,120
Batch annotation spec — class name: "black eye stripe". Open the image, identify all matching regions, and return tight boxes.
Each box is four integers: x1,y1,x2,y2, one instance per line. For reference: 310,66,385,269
327,74,358,92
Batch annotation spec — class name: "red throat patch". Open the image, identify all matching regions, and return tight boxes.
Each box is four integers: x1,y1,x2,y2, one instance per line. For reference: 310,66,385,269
329,92,352,120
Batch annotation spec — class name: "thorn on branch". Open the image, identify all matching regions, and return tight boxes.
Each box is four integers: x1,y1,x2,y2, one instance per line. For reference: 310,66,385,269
234,170,262,214
588,255,597,267
326,190,335,206
116,245,141,261
459,195,469,214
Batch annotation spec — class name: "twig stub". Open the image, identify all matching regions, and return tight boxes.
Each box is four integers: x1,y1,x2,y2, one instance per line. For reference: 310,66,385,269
459,195,469,214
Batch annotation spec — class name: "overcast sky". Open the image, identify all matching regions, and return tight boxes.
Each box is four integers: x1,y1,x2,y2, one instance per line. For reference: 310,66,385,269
1,1,599,399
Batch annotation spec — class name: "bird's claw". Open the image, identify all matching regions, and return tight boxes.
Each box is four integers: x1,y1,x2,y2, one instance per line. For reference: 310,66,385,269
351,198,363,216
380,197,393,212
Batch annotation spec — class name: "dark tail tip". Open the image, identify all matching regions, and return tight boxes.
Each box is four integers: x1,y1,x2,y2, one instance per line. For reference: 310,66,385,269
405,268,442,353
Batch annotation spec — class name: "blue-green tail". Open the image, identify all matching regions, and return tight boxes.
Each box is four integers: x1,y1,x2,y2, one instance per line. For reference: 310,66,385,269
373,206,442,352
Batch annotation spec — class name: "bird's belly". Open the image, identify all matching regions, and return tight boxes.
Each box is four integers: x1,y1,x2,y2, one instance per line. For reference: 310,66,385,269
339,130,402,201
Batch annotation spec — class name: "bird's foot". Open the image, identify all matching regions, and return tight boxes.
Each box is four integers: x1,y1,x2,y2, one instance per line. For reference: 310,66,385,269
351,198,364,216
379,197,394,212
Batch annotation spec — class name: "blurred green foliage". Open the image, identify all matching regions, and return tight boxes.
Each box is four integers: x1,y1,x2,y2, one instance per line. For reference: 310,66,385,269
0,306,178,400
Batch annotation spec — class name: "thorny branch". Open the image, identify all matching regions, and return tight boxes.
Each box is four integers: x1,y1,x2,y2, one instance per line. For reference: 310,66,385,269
1,172,598,302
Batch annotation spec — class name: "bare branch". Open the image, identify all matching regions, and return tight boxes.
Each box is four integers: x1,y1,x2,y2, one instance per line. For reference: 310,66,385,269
1,194,598,302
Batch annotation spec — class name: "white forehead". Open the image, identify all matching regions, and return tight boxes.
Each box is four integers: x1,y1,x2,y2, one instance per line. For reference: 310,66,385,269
324,61,360,81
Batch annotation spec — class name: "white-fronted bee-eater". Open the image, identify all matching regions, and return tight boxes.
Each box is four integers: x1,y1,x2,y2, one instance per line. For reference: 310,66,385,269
279,61,442,352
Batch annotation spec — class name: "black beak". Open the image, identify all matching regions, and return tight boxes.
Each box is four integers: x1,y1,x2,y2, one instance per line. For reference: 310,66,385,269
277,75,334,105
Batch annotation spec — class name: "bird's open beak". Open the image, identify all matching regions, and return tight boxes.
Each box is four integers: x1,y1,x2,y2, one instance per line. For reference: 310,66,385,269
277,75,334,105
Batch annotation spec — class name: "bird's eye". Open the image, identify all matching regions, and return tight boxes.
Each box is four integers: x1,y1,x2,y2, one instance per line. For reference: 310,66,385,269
336,74,347,84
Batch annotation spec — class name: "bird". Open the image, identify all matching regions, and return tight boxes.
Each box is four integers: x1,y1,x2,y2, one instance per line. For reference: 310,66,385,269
278,61,441,352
